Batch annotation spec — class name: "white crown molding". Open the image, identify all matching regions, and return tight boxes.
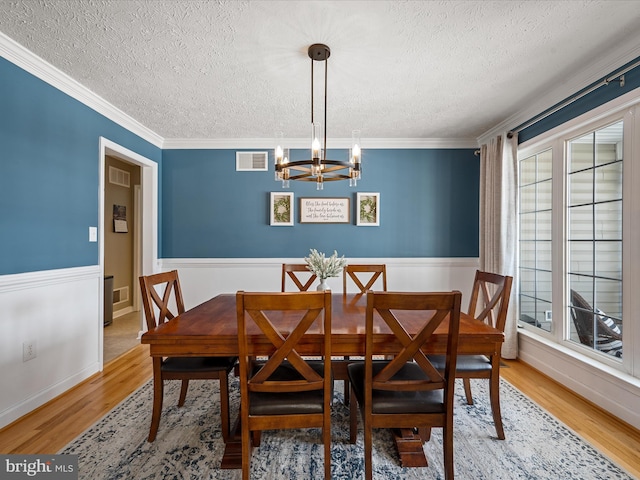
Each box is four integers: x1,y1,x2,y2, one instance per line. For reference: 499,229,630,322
0,31,480,153
162,137,479,150
0,32,164,148
0,31,478,153
477,42,640,144
3,27,638,152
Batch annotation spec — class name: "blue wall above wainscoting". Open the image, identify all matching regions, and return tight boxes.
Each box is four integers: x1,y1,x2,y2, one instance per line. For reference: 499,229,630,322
518,56,640,143
0,57,161,275
161,148,479,258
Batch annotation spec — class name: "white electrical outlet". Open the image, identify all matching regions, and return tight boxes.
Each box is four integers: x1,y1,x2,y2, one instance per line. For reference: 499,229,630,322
23,341,37,362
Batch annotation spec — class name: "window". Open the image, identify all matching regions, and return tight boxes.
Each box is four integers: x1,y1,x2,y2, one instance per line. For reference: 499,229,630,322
519,149,553,333
566,122,623,359
518,112,634,370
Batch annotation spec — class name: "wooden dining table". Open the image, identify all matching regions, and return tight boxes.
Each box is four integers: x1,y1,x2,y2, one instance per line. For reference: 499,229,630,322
141,292,504,469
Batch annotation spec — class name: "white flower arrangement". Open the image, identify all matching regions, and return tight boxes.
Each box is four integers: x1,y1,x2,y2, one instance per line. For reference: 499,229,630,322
304,249,348,280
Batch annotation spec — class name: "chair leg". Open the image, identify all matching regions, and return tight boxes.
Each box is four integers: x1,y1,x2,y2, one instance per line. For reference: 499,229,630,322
364,417,373,480
219,373,231,442
241,418,251,480
489,368,505,440
343,355,350,406
344,379,350,405
349,386,358,444
178,379,189,407
324,410,331,479
463,378,474,405
148,359,164,442
443,416,454,480
252,430,261,447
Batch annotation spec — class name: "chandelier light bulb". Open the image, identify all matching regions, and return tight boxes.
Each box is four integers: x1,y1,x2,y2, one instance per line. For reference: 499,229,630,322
312,137,321,159
352,144,361,161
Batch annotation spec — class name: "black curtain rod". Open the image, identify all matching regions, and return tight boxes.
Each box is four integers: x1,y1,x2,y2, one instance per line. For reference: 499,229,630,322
507,58,640,138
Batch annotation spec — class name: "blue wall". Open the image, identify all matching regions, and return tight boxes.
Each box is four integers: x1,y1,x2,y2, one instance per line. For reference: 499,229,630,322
1,54,479,274
0,58,161,275
519,57,640,143
161,148,479,258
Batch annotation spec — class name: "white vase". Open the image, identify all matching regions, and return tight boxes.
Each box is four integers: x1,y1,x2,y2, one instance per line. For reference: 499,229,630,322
317,279,329,291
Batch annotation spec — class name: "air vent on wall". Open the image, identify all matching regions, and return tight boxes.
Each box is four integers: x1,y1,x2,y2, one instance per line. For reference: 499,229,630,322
109,166,130,188
236,151,268,171
113,286,129,305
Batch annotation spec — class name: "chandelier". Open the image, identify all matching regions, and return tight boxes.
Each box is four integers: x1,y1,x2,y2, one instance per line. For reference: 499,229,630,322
275,43,361,190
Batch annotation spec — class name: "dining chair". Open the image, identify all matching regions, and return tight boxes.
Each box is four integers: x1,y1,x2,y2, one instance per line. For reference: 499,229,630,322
347,290,462,480
343,264,387,294
236,290,332,480
429,270,513,440
340,264,388,405
281,263,318,292
139,270,237,442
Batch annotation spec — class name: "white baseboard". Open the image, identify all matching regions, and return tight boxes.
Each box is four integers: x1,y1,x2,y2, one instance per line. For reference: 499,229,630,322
0,363,99,429
114,306,134,318
518,330,640,430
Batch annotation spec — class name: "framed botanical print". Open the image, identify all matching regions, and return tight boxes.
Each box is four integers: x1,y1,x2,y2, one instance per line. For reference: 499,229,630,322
270,192,294,226
356,192,380,226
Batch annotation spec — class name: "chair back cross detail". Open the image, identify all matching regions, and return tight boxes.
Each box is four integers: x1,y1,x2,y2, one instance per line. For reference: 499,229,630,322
140,270,185,329
243,299,325,391
368,292,459,391
343,264,387,294
370,304,450,390
468,270,513,331
281,263,318,292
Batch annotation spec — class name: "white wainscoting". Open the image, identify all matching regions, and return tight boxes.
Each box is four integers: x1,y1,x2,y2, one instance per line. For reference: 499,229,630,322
0,257,481,429
158,257,481,311
518,329,640,430
4,258,638,432
0,266,102,429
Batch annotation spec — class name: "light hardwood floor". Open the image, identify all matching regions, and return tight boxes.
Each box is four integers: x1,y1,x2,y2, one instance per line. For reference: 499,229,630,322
103,310,143,363
0,348,639,478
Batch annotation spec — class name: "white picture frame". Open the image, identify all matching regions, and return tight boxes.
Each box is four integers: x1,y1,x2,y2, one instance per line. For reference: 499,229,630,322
270,192,294,226
356,192,380,226
299,197,350,224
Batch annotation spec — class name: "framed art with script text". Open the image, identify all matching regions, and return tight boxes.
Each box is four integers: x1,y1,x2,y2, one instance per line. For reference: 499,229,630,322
299,197,350,224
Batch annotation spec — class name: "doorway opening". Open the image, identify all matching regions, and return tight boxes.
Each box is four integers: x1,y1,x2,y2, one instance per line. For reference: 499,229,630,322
99,137,158,368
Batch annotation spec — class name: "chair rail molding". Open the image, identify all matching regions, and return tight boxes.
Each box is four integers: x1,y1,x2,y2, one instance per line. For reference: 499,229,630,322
158,257,480,310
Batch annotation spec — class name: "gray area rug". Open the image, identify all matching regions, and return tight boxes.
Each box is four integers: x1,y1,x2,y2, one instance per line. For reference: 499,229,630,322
61,376,633,479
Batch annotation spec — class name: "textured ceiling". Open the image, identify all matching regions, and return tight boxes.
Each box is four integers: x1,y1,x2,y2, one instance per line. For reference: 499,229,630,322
1,0,640,142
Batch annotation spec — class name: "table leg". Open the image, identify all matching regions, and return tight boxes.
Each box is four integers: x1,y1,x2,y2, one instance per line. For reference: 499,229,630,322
148,358,164,443
392,428,428,467
220,417,243,469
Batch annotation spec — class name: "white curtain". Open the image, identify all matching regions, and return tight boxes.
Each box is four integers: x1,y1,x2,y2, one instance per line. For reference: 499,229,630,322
479,133,519,359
